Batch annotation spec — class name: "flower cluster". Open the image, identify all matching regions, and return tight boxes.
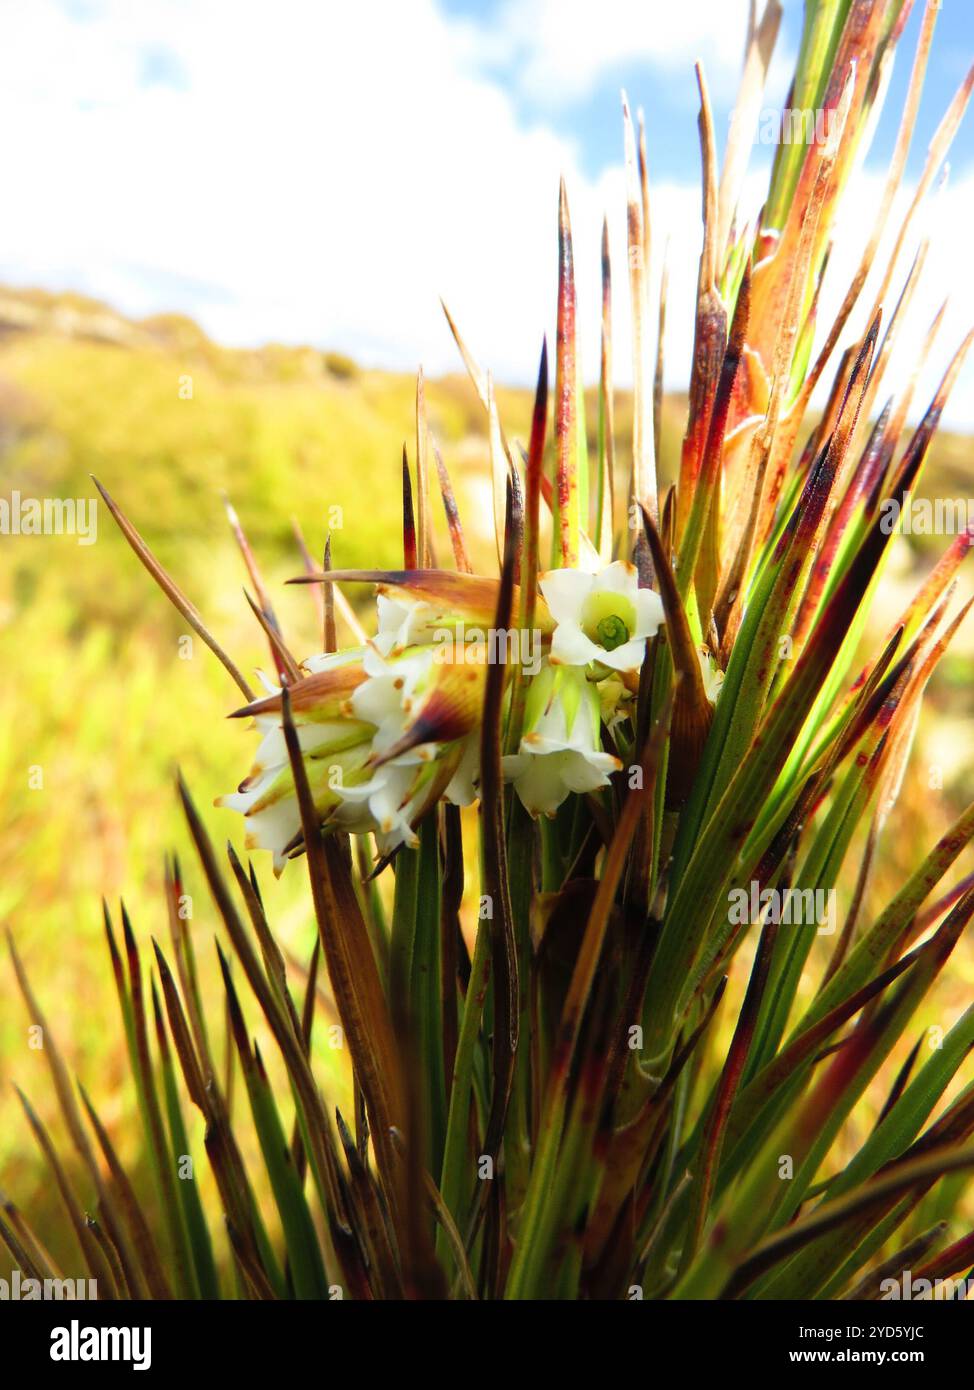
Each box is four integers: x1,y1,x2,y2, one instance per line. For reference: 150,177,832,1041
220,560,722,868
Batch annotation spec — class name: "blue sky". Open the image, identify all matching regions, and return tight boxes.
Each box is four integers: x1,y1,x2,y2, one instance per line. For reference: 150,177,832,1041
443,0,974,183
1,1,973,424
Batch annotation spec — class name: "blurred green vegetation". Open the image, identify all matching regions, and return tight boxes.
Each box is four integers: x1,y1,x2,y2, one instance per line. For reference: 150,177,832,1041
1,287,972,1265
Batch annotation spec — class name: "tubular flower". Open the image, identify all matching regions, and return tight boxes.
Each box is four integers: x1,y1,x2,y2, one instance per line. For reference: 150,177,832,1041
217,739,378,871
218,604,492,867
541,561,664,674
217,649,377,868
230,649,373,783
503,662,621,818
347,641,485,852
356,641,489,763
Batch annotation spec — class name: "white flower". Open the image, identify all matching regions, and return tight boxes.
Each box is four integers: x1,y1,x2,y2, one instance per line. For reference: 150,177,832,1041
373,591,438,656
221,568,500,864
540,561,664,674
349,644,480,849
334,761,422,851
218,742,375,872
503,663,621,817
351,644,436,760
219,778,302,872
699,646,724,704
238,649,372,781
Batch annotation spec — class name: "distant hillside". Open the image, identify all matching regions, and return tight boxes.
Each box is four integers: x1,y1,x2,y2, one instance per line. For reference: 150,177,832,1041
0,285,374,382
0,284,684,602
0,282,966,586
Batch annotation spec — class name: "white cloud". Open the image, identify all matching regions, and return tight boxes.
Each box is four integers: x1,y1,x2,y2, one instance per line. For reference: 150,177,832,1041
0,0,971,430
1,0,587,368
452,0,758,106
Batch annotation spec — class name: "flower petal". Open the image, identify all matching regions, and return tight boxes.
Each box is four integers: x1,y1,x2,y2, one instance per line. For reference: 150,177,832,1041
550,621,605,668
539,568,593,623
594,560,638,597
634,587,665,639
593,636,650,674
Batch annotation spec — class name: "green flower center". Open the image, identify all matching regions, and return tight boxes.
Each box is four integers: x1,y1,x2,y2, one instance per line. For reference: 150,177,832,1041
582,590,637,655
595,614,630,650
